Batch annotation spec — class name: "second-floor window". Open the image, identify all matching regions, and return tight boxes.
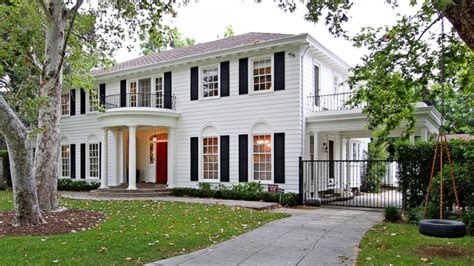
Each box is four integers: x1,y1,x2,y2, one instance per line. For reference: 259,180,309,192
155,76,163,108
333,74,340,93
202,67,219,98
252,58,272,92
89,88,99,112
61,92,70,116
129,81,137,107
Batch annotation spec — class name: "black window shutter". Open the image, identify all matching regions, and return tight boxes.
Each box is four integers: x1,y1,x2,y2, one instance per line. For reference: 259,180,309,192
99,142,102,180
239,58,248,95
164,71,172,109
220,135,230,182
80,89,86,114
120,80,127,107
190,67,199,101
70,144,76,179
70,90,76,116
274,52,285,91
238,134,248,182
99,83,106,107
220,61,230,97
274,133,285,183
80,143,86,179
190,137,199,181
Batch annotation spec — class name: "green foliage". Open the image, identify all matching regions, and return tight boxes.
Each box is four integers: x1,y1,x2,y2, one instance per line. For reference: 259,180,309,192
57,179,100,192
172,182,299,207
362,142,388,193
462,207,474,236
140,27,196,55
0,149,11,188
407,205,424,222
0,191,286,264
384,207,401,222
223,25,235,38
396,139,474,211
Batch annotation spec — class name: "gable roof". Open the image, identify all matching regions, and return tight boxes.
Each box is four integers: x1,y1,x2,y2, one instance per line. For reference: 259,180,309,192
93,32,293,77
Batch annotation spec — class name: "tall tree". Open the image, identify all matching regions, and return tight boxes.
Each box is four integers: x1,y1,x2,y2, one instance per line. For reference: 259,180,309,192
140,27,196,55
275,0,474,139
0,0,179,224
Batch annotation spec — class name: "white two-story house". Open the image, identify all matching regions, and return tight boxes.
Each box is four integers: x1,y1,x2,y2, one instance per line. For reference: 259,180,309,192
59,32,441,200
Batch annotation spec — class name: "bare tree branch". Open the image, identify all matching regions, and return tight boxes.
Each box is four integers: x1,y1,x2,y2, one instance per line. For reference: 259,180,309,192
56,0,84,75
35,0,53,22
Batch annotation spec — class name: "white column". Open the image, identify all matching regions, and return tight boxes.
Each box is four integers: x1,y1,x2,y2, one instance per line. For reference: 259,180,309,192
421,128,428,141
167,128,176,187
100,128,109,189
113,130,120,186
128,125,137,190
118,131,124,184
313,132,319,160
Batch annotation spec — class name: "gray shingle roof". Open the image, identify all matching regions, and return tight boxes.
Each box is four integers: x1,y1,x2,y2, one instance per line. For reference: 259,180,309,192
93,32,293,76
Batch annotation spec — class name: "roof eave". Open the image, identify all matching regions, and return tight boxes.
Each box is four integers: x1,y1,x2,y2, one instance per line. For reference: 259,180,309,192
94,33,309,80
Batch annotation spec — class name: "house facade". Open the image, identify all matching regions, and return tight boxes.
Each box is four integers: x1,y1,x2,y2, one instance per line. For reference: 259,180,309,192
59,32,441,196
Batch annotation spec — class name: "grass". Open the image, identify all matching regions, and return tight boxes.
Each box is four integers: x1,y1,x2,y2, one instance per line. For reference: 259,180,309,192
358,222,474,265
0,191,287,265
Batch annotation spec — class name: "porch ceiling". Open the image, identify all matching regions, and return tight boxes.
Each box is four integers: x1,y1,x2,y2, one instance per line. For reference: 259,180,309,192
306,103,441,137
97,108,180,129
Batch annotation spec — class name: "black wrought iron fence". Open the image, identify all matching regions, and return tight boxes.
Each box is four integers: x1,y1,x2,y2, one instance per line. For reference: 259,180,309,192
301,159,401,208
308,92,365,112
104,93,176,110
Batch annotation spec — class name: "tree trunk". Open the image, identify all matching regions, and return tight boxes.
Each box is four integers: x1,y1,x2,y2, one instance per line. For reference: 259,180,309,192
34,0,67,211
443,0,474,51
0,96,43,226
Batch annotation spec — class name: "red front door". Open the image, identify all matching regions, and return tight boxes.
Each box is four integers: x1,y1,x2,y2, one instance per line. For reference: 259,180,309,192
156,142,168,184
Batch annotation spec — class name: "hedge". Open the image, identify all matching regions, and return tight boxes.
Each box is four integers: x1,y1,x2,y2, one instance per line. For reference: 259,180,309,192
396,139,474,213
57,179,100,191
172,182,299,207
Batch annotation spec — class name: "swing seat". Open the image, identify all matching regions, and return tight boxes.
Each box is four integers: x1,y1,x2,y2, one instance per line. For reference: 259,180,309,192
419,219,466,238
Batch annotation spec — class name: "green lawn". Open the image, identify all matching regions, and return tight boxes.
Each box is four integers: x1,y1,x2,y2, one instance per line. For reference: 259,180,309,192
358,222,474,265
0,191,287,265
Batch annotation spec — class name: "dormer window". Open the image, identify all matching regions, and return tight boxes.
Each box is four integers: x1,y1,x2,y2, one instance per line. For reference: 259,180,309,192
202,67,219,98
252,58,272,92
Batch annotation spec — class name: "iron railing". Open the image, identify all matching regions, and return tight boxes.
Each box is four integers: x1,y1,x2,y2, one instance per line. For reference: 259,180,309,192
104,93,176,110
301,159,401,208
308,92,365,112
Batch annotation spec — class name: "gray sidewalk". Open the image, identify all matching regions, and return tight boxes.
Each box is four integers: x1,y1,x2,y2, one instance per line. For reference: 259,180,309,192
59,191,278,210
149,207,382,266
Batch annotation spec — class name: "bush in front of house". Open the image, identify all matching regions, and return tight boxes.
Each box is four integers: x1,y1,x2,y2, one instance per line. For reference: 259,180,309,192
57,178,100,191
172,182,300,206
396,139,473,215
463,207,474,236
384,206,401,222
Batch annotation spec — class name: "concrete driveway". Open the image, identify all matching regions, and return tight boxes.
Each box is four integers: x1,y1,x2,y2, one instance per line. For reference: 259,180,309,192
149,207,382,266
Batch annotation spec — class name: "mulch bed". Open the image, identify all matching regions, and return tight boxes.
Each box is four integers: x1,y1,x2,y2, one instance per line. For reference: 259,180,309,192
415,245,474,259
0,209,105,237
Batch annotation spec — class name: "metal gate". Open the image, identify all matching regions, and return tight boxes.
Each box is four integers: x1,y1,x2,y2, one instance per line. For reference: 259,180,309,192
300,159,402,208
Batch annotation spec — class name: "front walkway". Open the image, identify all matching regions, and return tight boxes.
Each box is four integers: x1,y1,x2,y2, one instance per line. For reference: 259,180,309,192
149,207,382,266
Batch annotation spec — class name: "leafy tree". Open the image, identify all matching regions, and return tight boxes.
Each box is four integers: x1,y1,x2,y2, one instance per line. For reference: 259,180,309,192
0,0,179,225
223,25,234,38
140,27,196,55
275,0,473,139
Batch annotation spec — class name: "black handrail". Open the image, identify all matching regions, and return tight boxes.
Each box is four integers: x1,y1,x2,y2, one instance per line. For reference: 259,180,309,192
308,92,365,112
104,93,176,110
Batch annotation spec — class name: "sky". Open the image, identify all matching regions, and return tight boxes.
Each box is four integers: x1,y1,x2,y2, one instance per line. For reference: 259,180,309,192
115,0,418,67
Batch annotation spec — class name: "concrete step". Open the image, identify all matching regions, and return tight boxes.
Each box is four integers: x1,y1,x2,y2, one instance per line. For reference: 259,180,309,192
95,188,172,193
89,189,172,198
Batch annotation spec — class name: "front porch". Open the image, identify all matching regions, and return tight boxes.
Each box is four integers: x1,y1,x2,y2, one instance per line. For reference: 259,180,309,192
96,107,180,190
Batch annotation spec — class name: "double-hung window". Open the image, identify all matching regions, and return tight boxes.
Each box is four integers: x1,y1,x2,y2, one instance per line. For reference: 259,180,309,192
89,88,99,112
333,75,339,93
89,143,99,179
155,76,163,108
202,67,219,98
202,137,219,180
252,58,272,92
352,142,360,160
61,145,70,177
61,92,70,116
253,135,272,181
129,81,137,107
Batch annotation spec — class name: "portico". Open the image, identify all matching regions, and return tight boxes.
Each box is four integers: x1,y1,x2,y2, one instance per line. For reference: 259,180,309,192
97,108,180,190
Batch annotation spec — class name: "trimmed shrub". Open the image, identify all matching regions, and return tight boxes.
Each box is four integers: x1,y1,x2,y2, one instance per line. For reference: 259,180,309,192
361,142,388,193
171,182,299,207
462,207,474,236
396,139,473,210
57,179,100,191
384,207,401,222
